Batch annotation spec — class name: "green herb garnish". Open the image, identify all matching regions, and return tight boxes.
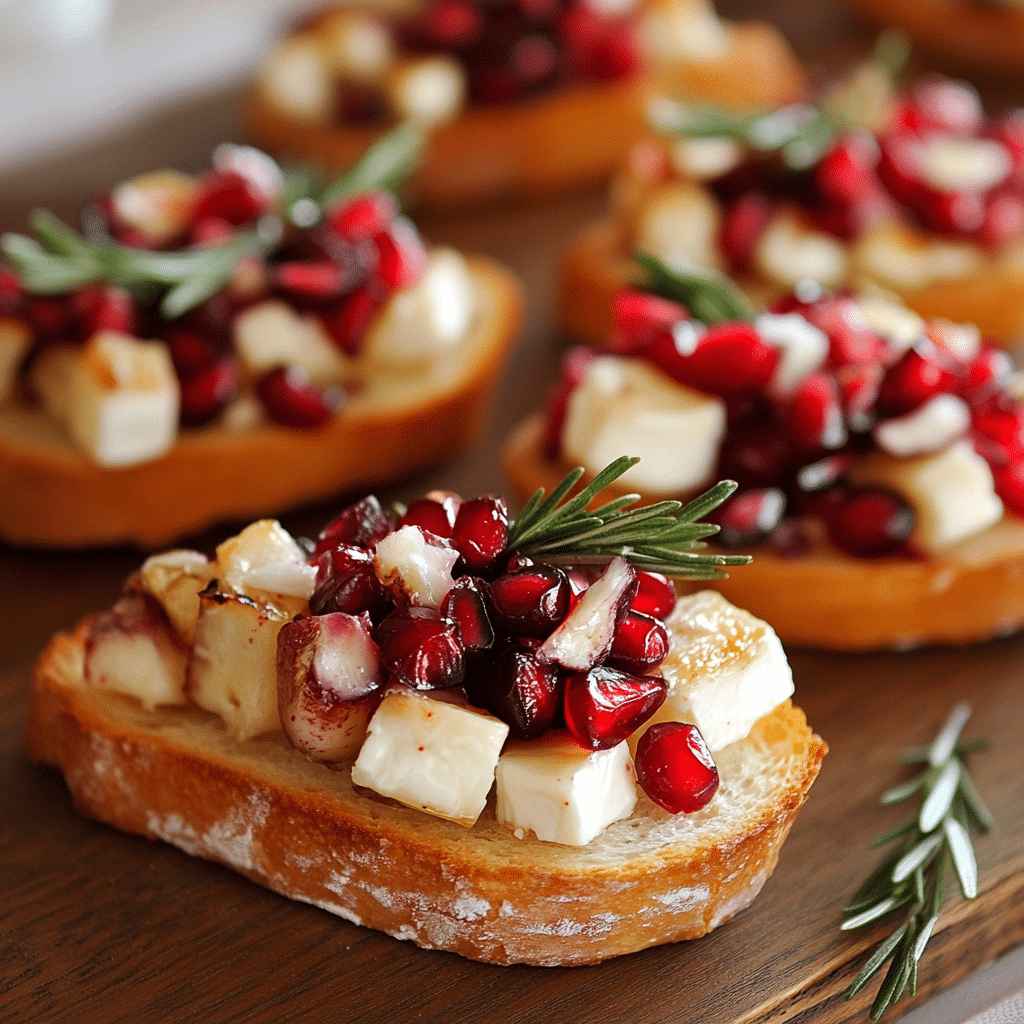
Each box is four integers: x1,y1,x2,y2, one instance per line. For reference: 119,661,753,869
842,702,993,1020
635,252,756,325
507,456,750,579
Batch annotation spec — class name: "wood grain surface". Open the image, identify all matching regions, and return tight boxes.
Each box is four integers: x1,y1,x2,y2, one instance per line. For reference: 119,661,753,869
1,2,1023,1022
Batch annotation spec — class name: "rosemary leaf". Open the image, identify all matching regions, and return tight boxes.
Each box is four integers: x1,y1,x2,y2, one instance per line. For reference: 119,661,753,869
943,818,978,898
928,700,972,767
635,253,756,324
880,772,927,805
919,759,960,833
318,121,424,209
844,923,909,996
891,833,943,884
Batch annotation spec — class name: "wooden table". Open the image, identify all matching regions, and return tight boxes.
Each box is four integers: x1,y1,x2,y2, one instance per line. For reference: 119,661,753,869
2,2,1023,1020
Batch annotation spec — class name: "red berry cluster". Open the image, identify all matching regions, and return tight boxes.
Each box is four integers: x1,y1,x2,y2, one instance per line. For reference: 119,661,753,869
547,284,1022,558
6,153,427,431
713,74,1024,272
307,489,719,814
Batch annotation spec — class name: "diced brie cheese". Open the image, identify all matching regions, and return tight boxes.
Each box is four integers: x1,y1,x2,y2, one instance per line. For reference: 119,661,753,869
386,55,465,125
374,525,459,608
847,440,1004,554
561,356,727,496
258,36,333,123
754,208,850,289
216,519,314,600
0,317,31,405
874,394,971,458
360,248,476,368
233,300,350,385
352,688,509,826
917,137,1011,194
138,549,216,645
853,223,983,290
635,182,723,272
639,0,728,63
854,293,925,357
669,137,743,181
755,312,829,398
67,331,179,467
322,9,393,82
109,169,197,247
641,590,794,753
495,732,637,847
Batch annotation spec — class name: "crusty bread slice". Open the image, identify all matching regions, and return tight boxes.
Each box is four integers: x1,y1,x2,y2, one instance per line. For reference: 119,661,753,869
26,617,824,966
0,256,521,549
504,413,1024,650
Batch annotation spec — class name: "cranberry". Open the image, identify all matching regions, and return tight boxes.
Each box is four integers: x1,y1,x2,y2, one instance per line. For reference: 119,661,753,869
487,564,572,638
605,610,670,674
713,487,786,548
451,495,509,572
630,571,676,620
876,343,957,417
634,722,719,814
477,642,564,740
823,487,915,558
398,496,457,538
179,358,239,427
310,544,389,618
321,287,383,355
376,607,466,690
440,577,495,653
719,192,773,273
256,366,344,429
543,345,597,457
562,665,667,751
326,192,397,241
314,495,393,555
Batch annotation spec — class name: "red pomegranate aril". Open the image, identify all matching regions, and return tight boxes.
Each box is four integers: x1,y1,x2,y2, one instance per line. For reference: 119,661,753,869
165,328,220,378
511,33,559,89
488,564,572,638
977,188,1024,247
375,607,466,690
562,665,667,751
480,642,564,740
876,342,957,417
451,495,509,572
27,297,75,342
909,75,984,136
398,497,457,538
836,362,884,430
192,170,268,225
795,450,859,492
824,487,915,558
593,19,641,81
719,191,773,273
784,370,848,453
610,290,687,353
543,345,597,456
714,487,786,547
971,401,1024,466
273,261,349,302
918,189,986,236
310,544,388,617
716,418,795,489
256,365,344,429
441,577,494,653
605,610,670,674
877,133,924,207
815,132,881,206
179,358,239,427
962,346,1014,405
314,495,393,554
190,216,235,246
73,284,137,337
326,192,397,241
634,722,719,814
558,5,603,79
419,0,483,45
321,286,382,355
370,222,426,290
647,321,779,400
806,296,889,368
630,571,676,620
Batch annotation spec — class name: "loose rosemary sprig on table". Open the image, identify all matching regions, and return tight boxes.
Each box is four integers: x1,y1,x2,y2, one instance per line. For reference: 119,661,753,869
0,122,424,320
634,252,756,325
842,702,993,1021
506,456,751,579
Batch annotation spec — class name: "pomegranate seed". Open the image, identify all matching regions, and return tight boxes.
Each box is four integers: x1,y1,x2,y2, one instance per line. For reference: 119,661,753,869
27,297,75,342
795,450,859,492
815,133,881,206
488,564,572,638
991,462,1024,517
310,544,388,617
610,290,686,354
72,284,137,337
836,362,884,430
511,34,559,90
479,642,564,740
558,5,604,79
800,295,889,368
769,518,815,558
451,496,509,572
630,571,676,620
783,370,848,453
441,577,495,653
314,495,392,555
326,192,397,241
179,358,239,427
634,722,719,814
977,188,1024,247
398,497,457,538
562,665,667,751
370,222,426,291
716,417,795,488
719,192,773,273
192,170,268,225
256,366,344,428
908,75,984,135
713,487,786,548
962,346,1014,405
320,286,383,355
877,133,925,207
593,19,640,81
877,342,957,417
823,487,915,557
647,321,779,400
165,328,220,378
376,607,466,690
605,610,669,674
971,401,1024,466
917,189,986,236
543,345,597,457
273,261,349,303
420,0,484,44
190,216,235,246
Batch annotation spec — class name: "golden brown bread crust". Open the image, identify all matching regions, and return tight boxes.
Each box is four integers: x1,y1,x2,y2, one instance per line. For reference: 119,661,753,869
26,620,824,966
558,216,1024,348
504,413,1024,650
0,257,522,549
246,79,650,208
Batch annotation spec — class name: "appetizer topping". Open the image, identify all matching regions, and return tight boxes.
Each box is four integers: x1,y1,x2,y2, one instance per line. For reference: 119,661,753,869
0,127,478,466
633,722,719,814
547,260,1019,559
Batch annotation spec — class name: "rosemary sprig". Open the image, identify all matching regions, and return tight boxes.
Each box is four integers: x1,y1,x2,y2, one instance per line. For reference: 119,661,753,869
507,456,750,579
842,702,993,1021
635,252,756,325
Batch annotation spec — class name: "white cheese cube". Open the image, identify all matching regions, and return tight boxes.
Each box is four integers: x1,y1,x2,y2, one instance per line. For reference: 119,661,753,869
917,137,1010,194
322,9,393,82
754,208,850,289
854,293,925,357
216,518,314,600
137,549,215,645
386,55,465,125
755,311,829,398
374,525,459,608
561,356,727,496
642,590,794,753
639,0,728,63
67,331,179,467
874,394,970,458
109,169,198,247
853,223,982,290
352,688,509,826
669,137,742,181
847,440,1004,554
258,36,333,124
495,732,637,847
635,182,723,273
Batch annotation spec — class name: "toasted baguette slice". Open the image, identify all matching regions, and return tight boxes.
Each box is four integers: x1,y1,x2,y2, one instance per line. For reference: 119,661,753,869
504,413,1024,650
26,617,824,966
0,257,521,549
